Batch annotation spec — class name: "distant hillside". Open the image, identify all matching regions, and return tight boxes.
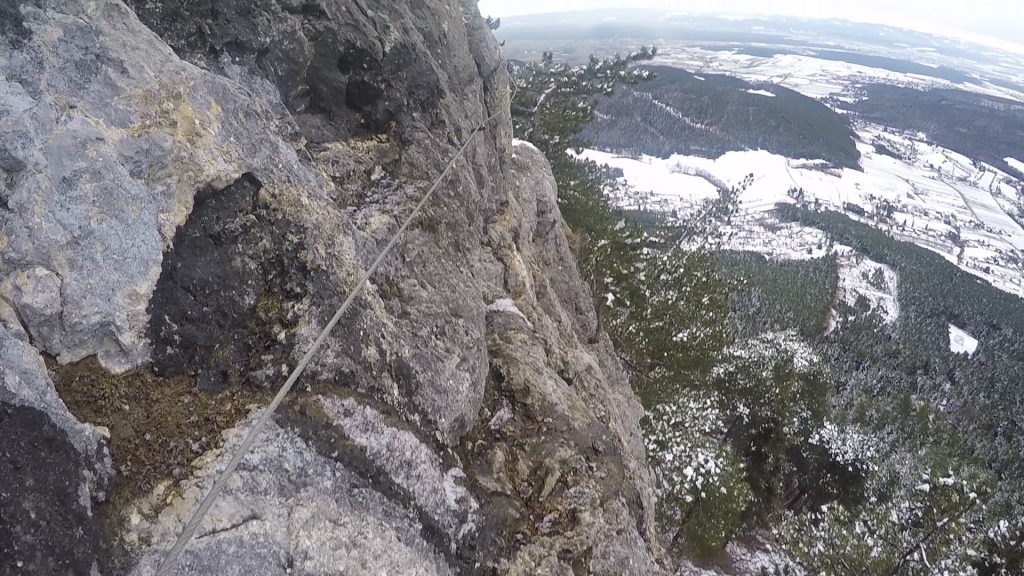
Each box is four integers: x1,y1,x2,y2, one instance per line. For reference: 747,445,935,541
776,204,1024,354
723,46,979,85
848,85,1024,178
581,66,862,169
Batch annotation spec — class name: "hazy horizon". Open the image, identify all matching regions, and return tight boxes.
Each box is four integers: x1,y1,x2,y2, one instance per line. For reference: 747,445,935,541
478,0,1024,53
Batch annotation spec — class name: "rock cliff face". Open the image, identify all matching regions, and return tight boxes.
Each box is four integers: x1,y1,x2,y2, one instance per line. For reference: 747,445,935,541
0,1,664,574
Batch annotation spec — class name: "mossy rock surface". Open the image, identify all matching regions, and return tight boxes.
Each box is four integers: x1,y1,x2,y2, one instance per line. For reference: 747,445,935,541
53,356,269,511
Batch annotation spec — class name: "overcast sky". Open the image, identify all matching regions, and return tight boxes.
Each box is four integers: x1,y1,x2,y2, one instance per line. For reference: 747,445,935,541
477,0,1024,52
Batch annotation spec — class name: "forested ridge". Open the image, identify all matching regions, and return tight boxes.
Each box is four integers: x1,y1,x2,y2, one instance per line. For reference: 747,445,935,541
847,84,1024,178
581,65,862,169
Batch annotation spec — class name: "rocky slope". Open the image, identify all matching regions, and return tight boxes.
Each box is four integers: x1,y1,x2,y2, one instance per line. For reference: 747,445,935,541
0,1,664,574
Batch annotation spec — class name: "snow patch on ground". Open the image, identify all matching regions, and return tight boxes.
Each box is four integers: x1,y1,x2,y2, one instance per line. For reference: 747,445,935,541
577,149,720,207
726,540,800,575
949,324,979,355
1005,157,1024,174
837,253,899,324
746,88,776,97
511,138,541,155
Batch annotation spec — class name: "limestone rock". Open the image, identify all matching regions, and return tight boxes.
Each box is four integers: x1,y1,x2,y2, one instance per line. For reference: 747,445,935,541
0,0,665,574
1,0,329,373
128,414,455,576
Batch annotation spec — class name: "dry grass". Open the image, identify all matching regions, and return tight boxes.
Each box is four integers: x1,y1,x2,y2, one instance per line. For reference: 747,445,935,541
52,357,269,512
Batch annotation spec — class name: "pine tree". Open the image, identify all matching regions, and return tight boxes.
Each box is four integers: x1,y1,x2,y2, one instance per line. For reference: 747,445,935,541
509,47,742,409
512,48,656,152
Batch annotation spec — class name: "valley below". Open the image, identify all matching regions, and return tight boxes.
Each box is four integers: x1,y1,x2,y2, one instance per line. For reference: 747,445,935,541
500,12,1024,573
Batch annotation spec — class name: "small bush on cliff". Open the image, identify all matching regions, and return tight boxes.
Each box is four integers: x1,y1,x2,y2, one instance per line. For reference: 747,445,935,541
591,205,735,407
510,49,655,245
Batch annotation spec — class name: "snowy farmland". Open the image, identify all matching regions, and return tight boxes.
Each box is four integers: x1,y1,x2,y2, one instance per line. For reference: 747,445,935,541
580,123,1024,298
651,46,1024,103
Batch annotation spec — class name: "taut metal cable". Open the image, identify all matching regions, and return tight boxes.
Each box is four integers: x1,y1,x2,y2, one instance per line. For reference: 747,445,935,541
153,94,510,575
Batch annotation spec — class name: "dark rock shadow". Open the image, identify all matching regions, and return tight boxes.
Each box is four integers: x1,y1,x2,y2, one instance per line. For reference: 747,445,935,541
147,173,310,390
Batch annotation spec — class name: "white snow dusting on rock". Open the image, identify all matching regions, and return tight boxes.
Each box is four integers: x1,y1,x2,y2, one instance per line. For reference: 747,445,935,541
487,298,534,328
511,138,541,155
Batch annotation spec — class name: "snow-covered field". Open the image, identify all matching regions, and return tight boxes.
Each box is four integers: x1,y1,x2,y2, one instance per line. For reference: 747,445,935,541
580,122,1024,297
652,47,1024,103
949,324,980,355
1006,157,1024,174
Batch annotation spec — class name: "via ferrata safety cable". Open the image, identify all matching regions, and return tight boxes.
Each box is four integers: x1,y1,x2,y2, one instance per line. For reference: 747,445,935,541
153,96,510,576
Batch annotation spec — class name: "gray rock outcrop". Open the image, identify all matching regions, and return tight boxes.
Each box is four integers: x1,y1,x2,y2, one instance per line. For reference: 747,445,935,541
0,325,113,574
0,0,665,574
128,414,457,576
